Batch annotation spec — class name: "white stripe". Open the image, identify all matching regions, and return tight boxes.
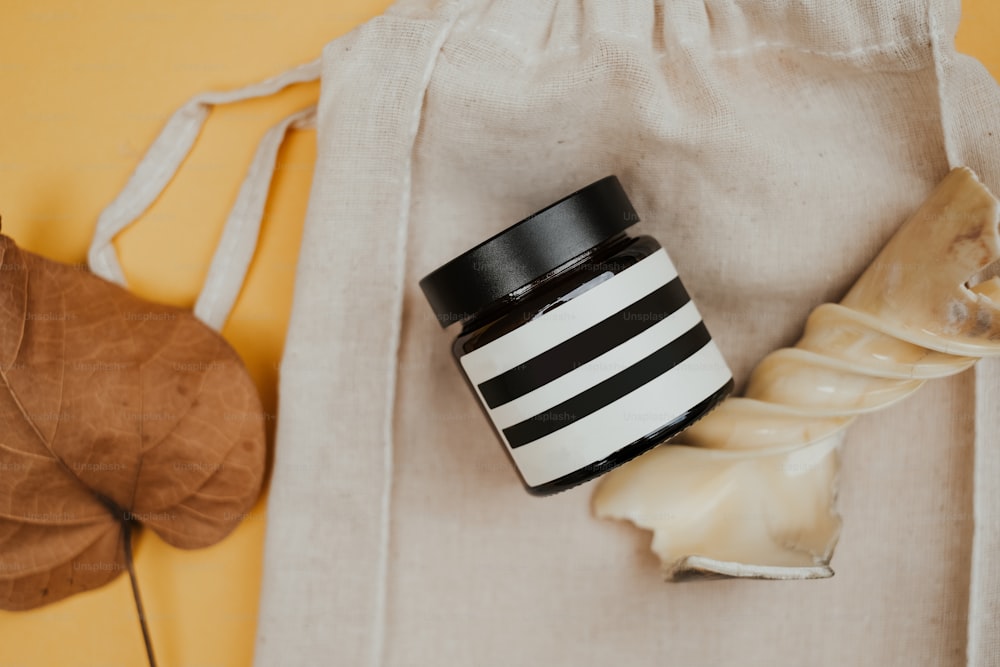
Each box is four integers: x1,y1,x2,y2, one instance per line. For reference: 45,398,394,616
488,300,704,429
509,341,732,488
459,249,678,381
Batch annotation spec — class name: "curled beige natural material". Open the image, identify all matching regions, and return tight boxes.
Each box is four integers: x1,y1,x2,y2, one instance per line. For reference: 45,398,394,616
593,167,1000,580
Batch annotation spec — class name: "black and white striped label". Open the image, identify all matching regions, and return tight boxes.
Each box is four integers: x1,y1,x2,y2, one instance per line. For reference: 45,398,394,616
460,249,732,488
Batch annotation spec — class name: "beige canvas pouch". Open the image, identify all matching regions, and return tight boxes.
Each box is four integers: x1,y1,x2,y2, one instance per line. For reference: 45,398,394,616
89,0,1000,664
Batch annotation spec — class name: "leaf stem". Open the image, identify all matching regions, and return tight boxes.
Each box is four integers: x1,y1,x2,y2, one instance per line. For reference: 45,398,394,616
123,520,157,667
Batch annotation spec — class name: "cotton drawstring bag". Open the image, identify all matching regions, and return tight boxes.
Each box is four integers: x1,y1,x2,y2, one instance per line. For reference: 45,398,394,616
88,0,1000,665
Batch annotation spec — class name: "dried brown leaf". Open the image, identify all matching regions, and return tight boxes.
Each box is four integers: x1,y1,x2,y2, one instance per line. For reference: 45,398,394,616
0,233,266,610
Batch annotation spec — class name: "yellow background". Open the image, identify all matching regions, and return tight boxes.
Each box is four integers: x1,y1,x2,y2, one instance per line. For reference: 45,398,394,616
0,1,997,665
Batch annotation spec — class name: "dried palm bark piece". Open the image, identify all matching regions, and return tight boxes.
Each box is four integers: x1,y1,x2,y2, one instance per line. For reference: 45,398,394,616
593,167,1000,580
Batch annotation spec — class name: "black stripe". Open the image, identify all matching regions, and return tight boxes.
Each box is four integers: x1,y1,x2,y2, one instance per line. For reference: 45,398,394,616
478,278,691,408
502,321,712,449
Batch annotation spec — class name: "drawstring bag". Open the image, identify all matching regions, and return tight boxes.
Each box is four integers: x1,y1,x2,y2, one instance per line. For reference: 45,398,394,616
89,0,1000,665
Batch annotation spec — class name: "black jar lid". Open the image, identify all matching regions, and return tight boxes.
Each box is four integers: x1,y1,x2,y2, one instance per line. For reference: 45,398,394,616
420,176,640,327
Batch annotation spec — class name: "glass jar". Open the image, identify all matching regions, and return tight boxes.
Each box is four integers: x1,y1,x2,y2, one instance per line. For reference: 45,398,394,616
420,176,733,495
